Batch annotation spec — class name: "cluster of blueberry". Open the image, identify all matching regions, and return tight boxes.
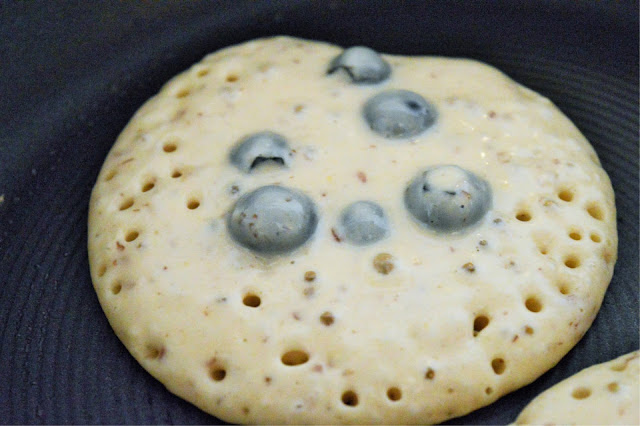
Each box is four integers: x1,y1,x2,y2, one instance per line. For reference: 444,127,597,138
226,47,492,255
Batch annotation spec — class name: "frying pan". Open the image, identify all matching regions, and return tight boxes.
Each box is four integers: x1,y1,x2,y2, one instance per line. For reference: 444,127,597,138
1,1,637,424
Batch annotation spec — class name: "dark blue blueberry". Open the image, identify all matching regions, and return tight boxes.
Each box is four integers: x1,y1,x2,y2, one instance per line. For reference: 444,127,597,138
405,165,491,232
338,201,389,245
230,131,292,173
363,90,436,139
327,46,391,84
227,185,317,254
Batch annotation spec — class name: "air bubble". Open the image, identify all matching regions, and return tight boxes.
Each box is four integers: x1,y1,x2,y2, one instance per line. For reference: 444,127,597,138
611,361,628,372
516,211,532,222
105,170,117,181
425,368,435,380
163,143,177,153
586,203,604,221
210,368,226,381
97,264,107,277
119,198,134,211
320,312,334,326
569,230,582,240
125,231,139,242
142,181,155,192
558,283,571,295
144,344,165,360
473,315,490,335
176,88,191,98
491,358,506,375
124,231,140,243
564,255,581,269
558,189,574,202
525,297,542,313
281,350,309,366
243,294,261,308
533,232,551,255
341,390,359,407
571,387,591,399
208,358,227,382
111,281,122,295
386,387,402,401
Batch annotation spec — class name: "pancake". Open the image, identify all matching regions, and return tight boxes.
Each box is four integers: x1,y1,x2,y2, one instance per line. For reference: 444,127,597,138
515,351,639,425
88,36,617,424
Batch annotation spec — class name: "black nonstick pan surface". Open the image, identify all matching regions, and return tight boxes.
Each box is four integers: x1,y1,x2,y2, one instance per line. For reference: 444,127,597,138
1,1,638,424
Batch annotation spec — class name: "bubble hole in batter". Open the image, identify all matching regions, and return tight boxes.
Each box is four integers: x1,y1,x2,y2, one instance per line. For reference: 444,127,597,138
568,229,582,240
104,169,117,181
473,315,490,336
557,282,572,295
210,367,227,382
524,296,543,313
242,293,261,308
119,198,134,211
163,141,178,153
571,386,591,399
175,88,191,99
491,358,506,375
516,210,532,222
196,68,210,78
610,358,631,372
320,311,335,326
141,179,155,193
586,202,605,221
144,343,165,360
341,390,359,407
97,264,107,277
111,280,123,295
386,387,402,401
281,350,310,366
425,368,436,380
607,382,619,393
125,230,139,242
557,188,574,202
564,254,581,269
187,198,201,210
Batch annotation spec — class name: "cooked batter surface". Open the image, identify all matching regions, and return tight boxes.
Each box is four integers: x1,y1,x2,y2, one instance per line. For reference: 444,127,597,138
88,37,617,424
515,351,639,425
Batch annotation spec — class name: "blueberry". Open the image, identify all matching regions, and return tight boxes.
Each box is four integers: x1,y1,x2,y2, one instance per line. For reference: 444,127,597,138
404,165,491,232
327,46,391,84
230,131,292,173
363,90,437,139
338,201,389,245
227,185,317,254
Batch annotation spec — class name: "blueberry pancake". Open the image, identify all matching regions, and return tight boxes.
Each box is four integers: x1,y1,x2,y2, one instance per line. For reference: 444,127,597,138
515,351,639,425
88,37,617,424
